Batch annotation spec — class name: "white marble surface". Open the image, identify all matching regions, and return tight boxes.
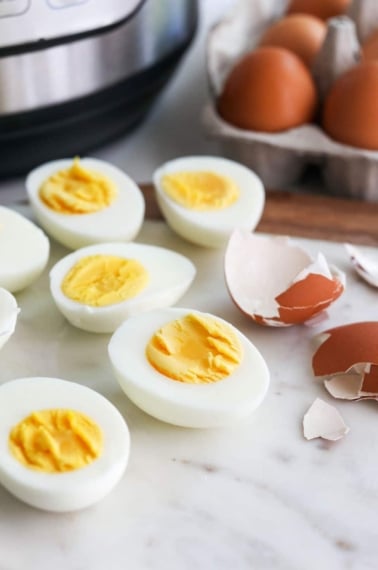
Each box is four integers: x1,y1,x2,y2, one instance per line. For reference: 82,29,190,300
0,207,378,570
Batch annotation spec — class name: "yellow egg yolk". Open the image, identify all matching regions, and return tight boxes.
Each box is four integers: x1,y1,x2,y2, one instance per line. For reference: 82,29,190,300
61,254,149,307
146,313,243,384
161,171,240,211
39,157,117,214
9,409,103,473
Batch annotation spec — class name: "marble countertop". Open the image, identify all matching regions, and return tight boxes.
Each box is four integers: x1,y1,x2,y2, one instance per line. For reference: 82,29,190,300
0,208,378,570
1,1,378,568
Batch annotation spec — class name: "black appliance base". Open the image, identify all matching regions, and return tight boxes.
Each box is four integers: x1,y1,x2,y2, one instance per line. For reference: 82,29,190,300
0,40,193,178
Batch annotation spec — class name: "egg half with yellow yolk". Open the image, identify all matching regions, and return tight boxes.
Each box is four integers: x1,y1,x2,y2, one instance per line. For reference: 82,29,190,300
153,156,265,248
0,377,130,512
26,157,145,250
49,242,196,333
108,308,270,428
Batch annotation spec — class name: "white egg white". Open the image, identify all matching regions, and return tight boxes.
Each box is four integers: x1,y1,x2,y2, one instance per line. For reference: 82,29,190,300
153,156,265,248
0,288,19,351
26,158,145,250
0,206,49,292
108,308,270,428
50,242,196,333
0,377,130,512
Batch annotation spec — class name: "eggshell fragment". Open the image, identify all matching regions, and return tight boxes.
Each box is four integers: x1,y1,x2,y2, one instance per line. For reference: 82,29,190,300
345,243,378,287
313,322,378,401
225,231,345,326
0,288,19,351
303,398,349,441
323,373,378,401
312,322,378,377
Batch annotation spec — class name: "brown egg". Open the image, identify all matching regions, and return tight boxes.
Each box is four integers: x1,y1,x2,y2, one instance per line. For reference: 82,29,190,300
217,47,318,132
322,61,378,150
259,14,327,67
287,0,351,20
362,29,378,61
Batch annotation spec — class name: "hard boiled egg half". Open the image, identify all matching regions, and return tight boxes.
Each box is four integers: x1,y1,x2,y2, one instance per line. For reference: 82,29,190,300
153,156,265,248
0,377,130,512
26,157,145,250
50,242,196,333
0,206,49,292
108,308,270,428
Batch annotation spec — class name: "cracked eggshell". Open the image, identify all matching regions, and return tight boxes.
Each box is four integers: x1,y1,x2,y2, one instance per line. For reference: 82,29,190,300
312,321,378,378
0,288,19,351
345,243,378,287
224,230,345,326
314,322,378,400
303,398,349,441
324,371,378,401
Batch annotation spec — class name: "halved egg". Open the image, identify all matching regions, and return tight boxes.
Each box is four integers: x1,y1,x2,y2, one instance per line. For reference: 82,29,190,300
153,156,265,248
225,231,345,326
108,307,270,428
50,242,196,333
26,157,145,250
0,206,49,292
0,377,130,512
0,288,19,351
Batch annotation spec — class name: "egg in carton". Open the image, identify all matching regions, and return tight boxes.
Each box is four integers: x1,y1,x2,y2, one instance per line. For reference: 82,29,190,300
204,0,378,200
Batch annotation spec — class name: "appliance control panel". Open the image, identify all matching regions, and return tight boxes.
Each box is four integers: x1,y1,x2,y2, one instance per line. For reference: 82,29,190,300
0,0,144,48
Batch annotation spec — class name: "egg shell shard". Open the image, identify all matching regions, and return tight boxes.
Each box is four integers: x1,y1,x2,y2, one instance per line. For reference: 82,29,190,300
50,242,196,334
108,308,270,428
324,371,378,401
345,243,378,287
0,206,49,293
224,230,345,326
153,156,265,248
312,322,378,378
204,0,378,200
0,377,130,512
303,397,349,441
0,288,19,351
26,158,145,250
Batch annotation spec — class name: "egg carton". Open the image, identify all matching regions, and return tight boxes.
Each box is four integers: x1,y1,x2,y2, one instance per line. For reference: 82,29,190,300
203,0,378,200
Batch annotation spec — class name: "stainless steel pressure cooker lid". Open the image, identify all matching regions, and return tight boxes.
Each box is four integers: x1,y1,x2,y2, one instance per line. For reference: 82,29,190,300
0,0,144,51
0,0,198,177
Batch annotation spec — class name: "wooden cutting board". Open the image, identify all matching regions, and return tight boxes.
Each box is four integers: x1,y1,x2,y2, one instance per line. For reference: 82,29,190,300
141,183,378,246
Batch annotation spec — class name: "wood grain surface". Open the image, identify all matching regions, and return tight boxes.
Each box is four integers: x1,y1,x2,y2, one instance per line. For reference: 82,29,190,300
141,183,378,246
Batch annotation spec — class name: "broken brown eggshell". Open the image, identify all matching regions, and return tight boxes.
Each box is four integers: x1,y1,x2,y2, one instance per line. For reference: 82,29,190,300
345,243,378,288
224,230,345,326
312,321,378,400
204,0,378,200
303,397,350,441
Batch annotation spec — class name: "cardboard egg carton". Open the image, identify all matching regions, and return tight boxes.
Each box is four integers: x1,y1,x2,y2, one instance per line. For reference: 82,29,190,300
204,0,378,200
